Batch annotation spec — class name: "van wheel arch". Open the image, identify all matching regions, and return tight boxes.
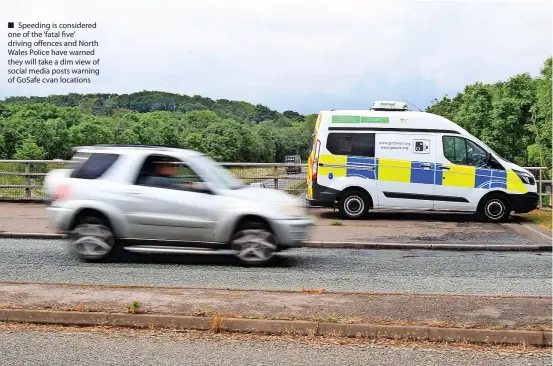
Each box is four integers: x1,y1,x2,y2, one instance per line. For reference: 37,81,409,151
477,191,512,223
337,187,374,208
337,187,373,219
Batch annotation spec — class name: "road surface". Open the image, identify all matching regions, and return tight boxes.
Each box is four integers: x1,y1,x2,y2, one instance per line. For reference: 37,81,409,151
0,327,549,366
0,238,550,296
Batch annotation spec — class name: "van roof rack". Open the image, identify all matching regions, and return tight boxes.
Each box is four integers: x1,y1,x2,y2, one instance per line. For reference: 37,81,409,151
371,101,408,111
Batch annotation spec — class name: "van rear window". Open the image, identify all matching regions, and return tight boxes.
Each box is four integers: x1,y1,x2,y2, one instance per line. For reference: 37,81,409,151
327,133,375,157
70,153,119,179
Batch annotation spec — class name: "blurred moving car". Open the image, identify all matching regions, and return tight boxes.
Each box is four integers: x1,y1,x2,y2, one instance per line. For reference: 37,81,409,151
43,145,313,266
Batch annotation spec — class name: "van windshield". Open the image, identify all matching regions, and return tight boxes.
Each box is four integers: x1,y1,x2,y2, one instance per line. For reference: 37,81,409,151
470,136,512,164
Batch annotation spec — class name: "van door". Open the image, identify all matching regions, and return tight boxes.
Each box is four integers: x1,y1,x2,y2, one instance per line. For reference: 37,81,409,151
375,132,436,210
433,135,493,211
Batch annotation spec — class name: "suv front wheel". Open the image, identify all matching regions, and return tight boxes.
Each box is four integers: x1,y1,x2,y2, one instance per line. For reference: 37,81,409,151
70,216,116,261
231,222,277,266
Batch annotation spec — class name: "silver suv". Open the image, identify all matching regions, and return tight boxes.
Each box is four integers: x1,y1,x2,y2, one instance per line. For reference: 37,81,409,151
44,145,313,266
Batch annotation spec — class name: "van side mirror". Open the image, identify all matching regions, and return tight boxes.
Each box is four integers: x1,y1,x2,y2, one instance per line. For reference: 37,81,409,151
485,152,494,168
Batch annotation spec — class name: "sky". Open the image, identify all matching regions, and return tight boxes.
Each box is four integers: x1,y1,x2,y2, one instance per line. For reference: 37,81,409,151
1,0,551,114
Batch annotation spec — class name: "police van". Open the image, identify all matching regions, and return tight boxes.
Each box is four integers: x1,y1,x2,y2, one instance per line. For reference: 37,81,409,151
306,101,539,222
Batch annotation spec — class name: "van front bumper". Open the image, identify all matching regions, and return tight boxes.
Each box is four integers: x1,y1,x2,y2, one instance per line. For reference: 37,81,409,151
510,192,539,214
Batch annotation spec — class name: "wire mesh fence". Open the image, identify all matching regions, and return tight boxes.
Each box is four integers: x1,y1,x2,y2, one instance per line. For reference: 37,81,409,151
0,160,308,201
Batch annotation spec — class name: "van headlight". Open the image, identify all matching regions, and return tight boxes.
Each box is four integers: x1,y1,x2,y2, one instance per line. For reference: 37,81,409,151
513,169,535,185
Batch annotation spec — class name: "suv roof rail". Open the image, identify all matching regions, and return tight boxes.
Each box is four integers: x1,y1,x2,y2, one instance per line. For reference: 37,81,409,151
72,144,181,151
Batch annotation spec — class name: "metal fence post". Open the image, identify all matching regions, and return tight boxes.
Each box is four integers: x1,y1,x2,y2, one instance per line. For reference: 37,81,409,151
273,165,279,190
24,162,31,199
538,168,543,208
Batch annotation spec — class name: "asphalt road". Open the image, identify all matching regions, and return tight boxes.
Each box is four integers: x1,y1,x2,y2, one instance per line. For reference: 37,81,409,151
1,328,550,366
0,238,550,296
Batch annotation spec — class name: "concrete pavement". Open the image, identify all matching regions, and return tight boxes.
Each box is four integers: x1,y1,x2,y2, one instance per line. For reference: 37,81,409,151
0,283,550,331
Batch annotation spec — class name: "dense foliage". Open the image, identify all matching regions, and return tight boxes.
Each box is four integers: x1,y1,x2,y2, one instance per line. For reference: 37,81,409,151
0,58,550,170
0,92,316,162
427,57,552,174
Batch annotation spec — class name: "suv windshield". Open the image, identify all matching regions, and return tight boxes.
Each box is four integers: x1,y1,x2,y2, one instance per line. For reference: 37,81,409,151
195,155,244,190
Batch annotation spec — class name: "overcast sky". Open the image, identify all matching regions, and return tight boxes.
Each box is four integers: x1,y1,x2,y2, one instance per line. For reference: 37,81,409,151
1,0,551,114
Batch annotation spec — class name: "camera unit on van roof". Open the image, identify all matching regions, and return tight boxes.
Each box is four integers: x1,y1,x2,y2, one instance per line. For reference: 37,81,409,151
371,101,408,111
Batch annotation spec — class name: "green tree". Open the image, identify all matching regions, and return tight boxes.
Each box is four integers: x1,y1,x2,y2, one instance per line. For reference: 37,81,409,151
13,137,46,160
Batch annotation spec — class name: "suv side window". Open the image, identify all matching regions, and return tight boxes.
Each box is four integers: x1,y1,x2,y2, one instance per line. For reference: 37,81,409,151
442,136,488,167
175,164,204,185
70,153,119,179
327,133,375,157
136,154,206,192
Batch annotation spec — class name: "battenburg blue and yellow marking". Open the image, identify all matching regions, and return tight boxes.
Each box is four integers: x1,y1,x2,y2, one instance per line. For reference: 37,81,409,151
317,154,528,193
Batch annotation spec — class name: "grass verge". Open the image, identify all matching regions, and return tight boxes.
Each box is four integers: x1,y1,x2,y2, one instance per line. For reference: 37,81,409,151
520,210,552,231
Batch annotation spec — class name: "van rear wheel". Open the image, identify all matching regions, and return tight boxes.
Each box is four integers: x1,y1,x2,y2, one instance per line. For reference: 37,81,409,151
338,190,369,220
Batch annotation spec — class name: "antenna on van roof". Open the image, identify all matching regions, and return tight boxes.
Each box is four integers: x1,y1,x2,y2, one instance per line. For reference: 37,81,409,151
402,97,423,112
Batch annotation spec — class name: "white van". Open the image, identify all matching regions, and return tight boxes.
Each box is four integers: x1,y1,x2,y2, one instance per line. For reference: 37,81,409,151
306,101,539,222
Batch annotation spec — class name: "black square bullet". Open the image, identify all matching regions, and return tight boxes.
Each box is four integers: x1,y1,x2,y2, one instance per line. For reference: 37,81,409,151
8,22,14,28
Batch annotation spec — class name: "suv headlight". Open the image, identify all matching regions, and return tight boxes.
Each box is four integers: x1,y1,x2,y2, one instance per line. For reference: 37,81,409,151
513,169,535,185
278,203,305,218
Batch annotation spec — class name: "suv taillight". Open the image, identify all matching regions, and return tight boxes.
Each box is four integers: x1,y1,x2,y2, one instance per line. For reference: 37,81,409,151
53,183,71,201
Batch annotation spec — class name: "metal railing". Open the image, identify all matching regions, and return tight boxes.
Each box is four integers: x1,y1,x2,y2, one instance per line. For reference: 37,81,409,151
523,167,552,209
0,160,550,208
0,160,308,201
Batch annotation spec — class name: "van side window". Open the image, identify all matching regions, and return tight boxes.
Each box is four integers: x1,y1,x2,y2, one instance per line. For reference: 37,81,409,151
442,136,488,167
327,133,375,157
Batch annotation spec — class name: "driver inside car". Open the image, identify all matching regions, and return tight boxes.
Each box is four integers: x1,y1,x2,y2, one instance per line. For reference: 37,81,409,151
141,160,202,191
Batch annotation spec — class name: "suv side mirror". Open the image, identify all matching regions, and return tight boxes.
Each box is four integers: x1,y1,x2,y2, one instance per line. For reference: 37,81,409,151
192,182,213,194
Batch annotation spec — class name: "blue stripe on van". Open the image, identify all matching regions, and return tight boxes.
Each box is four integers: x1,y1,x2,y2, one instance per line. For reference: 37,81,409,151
490,170,507,189
475,168,493,189
410,162,434,185
346,156,378,180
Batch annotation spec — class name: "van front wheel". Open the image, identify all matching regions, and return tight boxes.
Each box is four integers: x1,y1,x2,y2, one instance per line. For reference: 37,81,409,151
339,190,369,220
478,194,511,223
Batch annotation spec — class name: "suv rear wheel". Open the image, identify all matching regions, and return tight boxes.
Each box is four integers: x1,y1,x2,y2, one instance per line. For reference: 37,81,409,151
231,222,277,266
71,216,116,261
